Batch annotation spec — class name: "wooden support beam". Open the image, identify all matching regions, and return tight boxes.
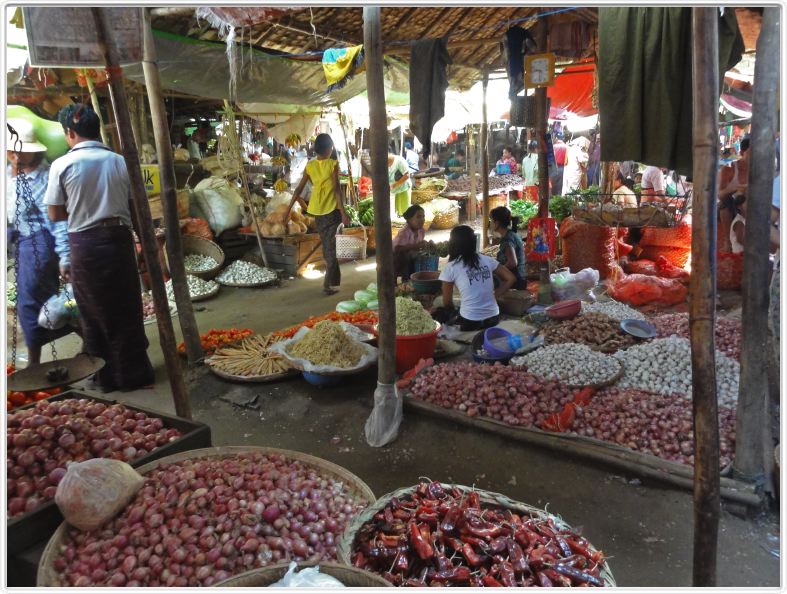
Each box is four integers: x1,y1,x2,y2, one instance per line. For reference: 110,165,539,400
734,6,779,486
92,7,192,420
690,7,721,586
142,8,204,366
481,70,490,249
534,17,551,304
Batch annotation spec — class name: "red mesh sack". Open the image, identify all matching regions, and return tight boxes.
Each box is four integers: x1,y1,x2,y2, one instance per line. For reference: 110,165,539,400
607,264,688,306
640,220,692,249
655,255,690,283
639,246,691,268
626,259,658,275
717,251,744,290
181,217,213,240
559,217,623,280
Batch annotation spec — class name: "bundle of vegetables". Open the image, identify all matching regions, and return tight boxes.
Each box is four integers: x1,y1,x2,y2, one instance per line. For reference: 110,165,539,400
395,296,435,336
272,311,379,339
350,481,610,587
357,198,375,227
49,451,368,587
613,336,740,405
260,204,310,237
207,334,292,378
509,199,539,226
286,320,365,368
548,194,574,223
541,312,636,353
571,387,736,467
409,361,575,427
177,328,253,356
6,398,181,517
165,275,218,302
511,344,622,387
650,313,741,361
335,283,379,313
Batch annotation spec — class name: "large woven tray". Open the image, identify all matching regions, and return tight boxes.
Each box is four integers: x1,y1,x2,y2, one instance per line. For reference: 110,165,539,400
218,277,278,288
337,482,616,587
206,359,298,384
37,446,376,587
190,282,221,302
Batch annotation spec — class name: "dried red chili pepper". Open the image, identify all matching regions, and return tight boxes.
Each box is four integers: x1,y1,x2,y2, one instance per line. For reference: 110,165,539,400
506,538,529,573
482,574,504,587
409,522,434,560
433,566,471,583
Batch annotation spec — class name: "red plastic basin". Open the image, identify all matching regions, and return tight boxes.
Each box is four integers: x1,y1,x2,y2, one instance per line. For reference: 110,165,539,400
375,321,441,374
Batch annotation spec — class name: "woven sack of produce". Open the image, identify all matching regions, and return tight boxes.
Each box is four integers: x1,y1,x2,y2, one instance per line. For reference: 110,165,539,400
181,217,213,240
640,219,692,249
607,264,687,306
192,177,245,235
639,245,691,268
717,251,743,290
559,217,620,280
625,258,658,276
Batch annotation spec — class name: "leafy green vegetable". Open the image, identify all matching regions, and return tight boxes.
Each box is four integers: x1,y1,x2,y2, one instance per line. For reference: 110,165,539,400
509,199,539,225
345,205,361,227
548,195,575,223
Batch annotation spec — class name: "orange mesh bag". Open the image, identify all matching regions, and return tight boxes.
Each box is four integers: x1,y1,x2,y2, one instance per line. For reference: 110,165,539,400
625,259,658,276
640,220,692,249
607,264,688,306
181,217,213,240
560,218,623,280
639,246,691,268
717,251,744,290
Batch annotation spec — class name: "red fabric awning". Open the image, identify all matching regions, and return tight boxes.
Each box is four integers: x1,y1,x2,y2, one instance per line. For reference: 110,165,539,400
547,64,597,118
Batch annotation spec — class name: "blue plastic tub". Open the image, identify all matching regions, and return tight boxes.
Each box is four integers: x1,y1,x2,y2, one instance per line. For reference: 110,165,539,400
302,371,343,387
413,254,439,273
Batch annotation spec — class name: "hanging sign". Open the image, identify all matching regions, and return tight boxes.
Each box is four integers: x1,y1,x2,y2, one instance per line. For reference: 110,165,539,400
526,217,556,262
23,7,143,68
524,53,556,88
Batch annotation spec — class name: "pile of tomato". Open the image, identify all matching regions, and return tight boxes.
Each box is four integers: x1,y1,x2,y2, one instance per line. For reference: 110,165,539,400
177,328,254,356
272,311,379,339
6,364,63,411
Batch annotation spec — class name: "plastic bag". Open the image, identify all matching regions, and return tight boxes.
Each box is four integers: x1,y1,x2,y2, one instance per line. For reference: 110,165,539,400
265,191,294,215
336,300,363,313
365,382,403,447
54,459,144,531
269,326,378,374
270,562,345,588
550,267,599,301
607,264,688,306
192,177,245,235
354,290,375,306
38,284,78,330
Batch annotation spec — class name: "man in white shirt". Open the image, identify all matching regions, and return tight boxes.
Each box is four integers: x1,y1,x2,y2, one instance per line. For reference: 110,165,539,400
640,165,667,202
404,141,420,173
46,103,153,393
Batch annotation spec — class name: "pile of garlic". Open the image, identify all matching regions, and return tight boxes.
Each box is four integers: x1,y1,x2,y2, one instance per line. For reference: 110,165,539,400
613,336,740,406
511,343,622,386
183,253,219,273
216,260,278,286
581,299,646,322
165,275,219,301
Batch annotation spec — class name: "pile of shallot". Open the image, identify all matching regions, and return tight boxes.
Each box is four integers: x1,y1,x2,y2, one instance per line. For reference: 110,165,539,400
571,387,736,467
7,399,181,518
49,452,368,587
409,362,574,427
650,313,742,360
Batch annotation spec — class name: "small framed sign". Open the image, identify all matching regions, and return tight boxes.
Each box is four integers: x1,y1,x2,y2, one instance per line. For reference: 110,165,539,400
526,217,556,262
524,53,556,88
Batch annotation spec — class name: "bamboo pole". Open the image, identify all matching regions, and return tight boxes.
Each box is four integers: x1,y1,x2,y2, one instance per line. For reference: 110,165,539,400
337,105,358,206
91,8,192,419
534,18,551,303
141,8,204,365
734,6,779,487
690,8,721,586
481,70,490,248
363,6,396,388
467,126,478,221
83,71,110,146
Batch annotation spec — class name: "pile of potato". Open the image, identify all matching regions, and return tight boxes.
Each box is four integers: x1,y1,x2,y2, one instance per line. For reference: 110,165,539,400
260,204,316,236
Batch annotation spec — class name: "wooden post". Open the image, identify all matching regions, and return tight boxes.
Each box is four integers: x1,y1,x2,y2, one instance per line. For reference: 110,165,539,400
92,8,192,419
534,18,551,300
363,7,396,387
481,70,490,248
141,8,204,365
734,6,779,484
690,8,720,586
83,71,110,146
467,126,478,221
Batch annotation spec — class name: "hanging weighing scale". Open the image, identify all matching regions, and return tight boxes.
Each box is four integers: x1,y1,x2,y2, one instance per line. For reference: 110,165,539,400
6,122,105,393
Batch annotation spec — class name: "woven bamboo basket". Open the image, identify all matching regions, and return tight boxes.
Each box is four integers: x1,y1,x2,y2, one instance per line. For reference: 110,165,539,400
215,561,391,587
431,208,460,230
38,446,376,587
338,482,616,587
166,234,225,280
412,178,448,205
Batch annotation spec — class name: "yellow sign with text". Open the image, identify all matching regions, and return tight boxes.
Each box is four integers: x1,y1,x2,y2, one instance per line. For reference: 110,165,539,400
140,164,160,195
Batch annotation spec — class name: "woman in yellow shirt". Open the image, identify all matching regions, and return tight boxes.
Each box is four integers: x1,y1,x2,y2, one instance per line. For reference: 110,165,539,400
287,134,350,295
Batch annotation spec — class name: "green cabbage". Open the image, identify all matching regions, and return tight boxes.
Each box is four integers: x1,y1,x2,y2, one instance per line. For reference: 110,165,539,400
336,300,362,313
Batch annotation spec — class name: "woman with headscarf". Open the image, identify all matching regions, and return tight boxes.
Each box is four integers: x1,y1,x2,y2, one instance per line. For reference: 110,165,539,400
561,136,591,195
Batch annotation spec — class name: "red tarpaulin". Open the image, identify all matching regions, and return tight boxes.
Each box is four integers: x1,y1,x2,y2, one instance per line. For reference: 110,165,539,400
547,64,596,118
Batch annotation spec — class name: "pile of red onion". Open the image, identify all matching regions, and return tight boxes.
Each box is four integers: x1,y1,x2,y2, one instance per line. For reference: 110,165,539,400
409,362,575,427
7,399,181,518
571,387,736,467
651,313,742,361
50,452,368,587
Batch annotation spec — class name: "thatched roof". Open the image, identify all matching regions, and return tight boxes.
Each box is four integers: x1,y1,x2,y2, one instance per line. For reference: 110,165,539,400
150,6,599,90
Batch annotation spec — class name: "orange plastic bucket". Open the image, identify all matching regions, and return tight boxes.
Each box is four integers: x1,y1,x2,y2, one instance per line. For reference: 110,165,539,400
375,322,441,373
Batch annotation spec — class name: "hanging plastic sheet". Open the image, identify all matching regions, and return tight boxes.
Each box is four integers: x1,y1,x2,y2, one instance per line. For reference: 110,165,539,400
122,30,409,107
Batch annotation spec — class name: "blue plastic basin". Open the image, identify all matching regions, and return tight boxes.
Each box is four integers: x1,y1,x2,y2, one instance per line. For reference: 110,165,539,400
302,372,343,387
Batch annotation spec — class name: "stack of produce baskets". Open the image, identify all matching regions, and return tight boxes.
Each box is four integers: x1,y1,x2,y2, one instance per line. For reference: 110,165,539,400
412,177,448,205
428,198,461,230
338,481,616,587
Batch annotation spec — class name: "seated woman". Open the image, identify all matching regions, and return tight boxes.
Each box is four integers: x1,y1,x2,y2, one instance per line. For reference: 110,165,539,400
393,204,432,282
611,170,637,207
489,206,526,290
438,225,516,331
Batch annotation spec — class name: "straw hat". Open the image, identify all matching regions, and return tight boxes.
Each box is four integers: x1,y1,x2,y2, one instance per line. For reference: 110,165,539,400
6,118,47,153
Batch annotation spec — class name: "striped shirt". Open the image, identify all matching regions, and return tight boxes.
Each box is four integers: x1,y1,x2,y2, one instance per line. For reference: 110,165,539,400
7,162,70,267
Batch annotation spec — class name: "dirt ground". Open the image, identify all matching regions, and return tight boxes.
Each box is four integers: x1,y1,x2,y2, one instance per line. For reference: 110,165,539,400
10,255,781,588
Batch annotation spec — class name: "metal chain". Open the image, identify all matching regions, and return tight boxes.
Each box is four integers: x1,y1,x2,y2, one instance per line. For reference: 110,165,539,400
14,170,59,362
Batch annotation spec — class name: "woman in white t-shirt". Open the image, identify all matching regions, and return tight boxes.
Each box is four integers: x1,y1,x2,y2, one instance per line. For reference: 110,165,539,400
438,225,516,331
